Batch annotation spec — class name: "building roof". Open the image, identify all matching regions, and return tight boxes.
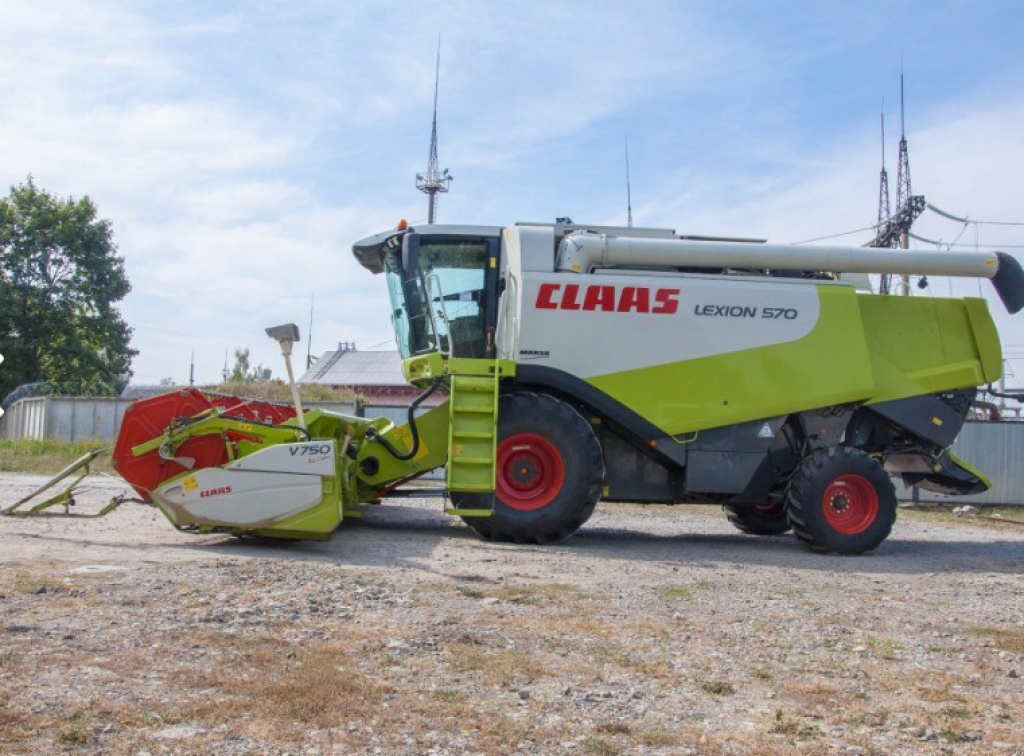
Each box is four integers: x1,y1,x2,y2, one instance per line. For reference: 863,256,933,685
298,348,406,387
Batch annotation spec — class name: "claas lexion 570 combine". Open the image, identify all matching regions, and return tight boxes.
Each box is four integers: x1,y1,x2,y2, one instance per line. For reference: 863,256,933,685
8,221,1024,554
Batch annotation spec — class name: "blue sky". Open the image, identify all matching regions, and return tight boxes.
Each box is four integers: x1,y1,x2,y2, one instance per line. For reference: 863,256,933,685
3,1,1024,385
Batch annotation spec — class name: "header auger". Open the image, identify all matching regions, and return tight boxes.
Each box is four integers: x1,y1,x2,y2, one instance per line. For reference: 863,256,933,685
8,219,1024,553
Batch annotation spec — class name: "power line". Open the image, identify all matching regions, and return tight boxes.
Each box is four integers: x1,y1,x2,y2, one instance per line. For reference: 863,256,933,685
909,233,1024,250
927,203,1024,227
794,225,877,245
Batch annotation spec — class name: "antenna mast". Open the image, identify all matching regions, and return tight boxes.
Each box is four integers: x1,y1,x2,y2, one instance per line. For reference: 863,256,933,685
415,37,452,224
876,100,891,232
867,64,925,295
625,138,633,227
306,294,315,370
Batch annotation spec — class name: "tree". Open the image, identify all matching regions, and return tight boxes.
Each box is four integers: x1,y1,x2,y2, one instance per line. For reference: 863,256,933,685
0,176,136,398
229,348,270,382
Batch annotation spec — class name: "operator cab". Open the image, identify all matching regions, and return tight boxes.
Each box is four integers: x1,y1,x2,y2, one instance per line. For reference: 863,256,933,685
353,225,503,360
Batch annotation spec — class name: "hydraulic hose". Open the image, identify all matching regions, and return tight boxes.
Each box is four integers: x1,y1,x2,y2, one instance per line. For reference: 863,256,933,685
985,385,1024,401
365,379,443,460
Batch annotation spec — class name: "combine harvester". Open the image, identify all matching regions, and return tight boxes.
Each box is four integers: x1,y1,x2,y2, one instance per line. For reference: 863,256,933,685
7,221,1024,554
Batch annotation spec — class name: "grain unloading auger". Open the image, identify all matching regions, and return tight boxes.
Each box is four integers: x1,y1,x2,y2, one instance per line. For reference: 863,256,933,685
8,220,1024,554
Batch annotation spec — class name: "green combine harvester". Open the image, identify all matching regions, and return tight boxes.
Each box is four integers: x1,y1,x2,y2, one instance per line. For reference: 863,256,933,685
8,220,1024,554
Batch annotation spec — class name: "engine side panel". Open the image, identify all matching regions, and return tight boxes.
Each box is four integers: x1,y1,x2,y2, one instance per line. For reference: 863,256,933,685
516,274,875,435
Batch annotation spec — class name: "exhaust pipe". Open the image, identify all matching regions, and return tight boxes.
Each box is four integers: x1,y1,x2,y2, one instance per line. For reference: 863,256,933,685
556,232,1024,314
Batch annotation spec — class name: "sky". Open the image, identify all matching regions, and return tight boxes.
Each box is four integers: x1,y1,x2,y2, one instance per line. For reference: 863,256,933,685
2,1,1024,386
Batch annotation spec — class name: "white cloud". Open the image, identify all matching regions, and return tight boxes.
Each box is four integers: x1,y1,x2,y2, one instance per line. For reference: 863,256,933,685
2,0,1023,389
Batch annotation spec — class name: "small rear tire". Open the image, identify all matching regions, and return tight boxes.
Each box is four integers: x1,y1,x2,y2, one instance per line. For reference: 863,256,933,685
451,392,604,545
725,502,792,536
785,446,897,555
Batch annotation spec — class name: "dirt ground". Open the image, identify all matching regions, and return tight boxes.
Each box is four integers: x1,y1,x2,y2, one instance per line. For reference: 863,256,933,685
0,473,1022,755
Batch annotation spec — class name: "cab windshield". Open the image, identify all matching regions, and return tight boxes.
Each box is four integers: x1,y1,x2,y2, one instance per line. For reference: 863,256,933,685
384,234,496,360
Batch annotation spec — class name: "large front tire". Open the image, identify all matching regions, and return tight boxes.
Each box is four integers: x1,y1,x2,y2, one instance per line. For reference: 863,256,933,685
451,392,604,544
785,447,897,555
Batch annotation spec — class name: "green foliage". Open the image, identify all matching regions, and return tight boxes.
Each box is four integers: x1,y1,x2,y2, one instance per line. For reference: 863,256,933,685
0,176,136,399
228,347,270,383
0,439,113,475
212,380,357,403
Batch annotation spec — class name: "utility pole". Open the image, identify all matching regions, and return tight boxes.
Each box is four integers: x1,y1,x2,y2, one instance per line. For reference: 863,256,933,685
188,349,195,387
415,37,452,224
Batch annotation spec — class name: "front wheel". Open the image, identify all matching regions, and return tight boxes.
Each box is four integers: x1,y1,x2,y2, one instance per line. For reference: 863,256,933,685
451,392,604,544
785,447,897,555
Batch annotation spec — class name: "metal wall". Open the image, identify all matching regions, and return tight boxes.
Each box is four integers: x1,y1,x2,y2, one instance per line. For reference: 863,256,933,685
0,398,48,441
0,397,355,443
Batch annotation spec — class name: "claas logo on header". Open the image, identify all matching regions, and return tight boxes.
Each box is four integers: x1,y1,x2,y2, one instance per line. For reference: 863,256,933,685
534,283,680,314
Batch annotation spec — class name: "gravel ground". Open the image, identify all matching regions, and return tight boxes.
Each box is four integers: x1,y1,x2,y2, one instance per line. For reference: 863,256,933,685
0,473,1022,755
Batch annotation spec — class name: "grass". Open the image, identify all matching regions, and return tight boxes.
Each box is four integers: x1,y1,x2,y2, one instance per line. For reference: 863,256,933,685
0,439,113,475
580,735,621,755
181,635,388,731
866,635,900,660
659,586,695,600
457,582,590,606
213,380,358,403
701,680,735,696
970,625,1024,654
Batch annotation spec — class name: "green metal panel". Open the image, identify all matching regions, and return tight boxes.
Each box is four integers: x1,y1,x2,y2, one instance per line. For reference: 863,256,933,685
587,285,876,436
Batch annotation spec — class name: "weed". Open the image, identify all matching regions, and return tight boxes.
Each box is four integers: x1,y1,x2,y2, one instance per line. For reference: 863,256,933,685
434,689,465,703
580,735,621,755
970,626,1024,654
702,680,735,696
595,721,632,735
660,586,694,600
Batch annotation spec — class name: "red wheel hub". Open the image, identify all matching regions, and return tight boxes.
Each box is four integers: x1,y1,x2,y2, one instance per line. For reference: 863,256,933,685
496,433,565,511
754,501,785,518
822,474,879,535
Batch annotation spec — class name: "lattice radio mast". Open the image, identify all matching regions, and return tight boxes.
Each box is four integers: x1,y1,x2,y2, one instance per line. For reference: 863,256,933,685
415,37,452,224
876,101,891,234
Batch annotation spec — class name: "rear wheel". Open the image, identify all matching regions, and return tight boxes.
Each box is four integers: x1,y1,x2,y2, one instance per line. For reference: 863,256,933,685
725,501,792,536
451,392,604,544
785,447,897,555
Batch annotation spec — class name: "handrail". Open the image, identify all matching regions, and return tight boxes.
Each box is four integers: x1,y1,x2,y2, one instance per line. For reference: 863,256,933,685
424,272,454,358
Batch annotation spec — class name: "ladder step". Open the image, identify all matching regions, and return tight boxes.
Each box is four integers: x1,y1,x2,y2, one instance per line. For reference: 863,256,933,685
454,379,495,392
451,456,493,465
452,430,494,439
453,405,494,414
444,507,493,517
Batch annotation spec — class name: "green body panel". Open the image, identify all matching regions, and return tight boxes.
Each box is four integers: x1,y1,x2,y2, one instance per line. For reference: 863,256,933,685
856,295,1001,403
356,402,451,488
585,287,1002,437
587,285,874,435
